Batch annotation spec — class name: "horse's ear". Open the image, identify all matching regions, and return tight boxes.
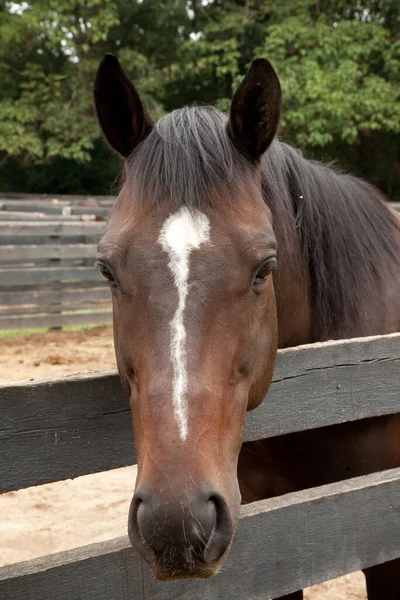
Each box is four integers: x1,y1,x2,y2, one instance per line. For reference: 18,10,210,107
228,58,281,160
94,54,153,158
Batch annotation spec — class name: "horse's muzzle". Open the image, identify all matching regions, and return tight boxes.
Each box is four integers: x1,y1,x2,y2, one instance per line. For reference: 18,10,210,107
128,484,234,579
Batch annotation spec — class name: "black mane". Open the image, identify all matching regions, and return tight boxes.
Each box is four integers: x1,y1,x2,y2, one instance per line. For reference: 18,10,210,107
262,142,400,339
125,106,400,340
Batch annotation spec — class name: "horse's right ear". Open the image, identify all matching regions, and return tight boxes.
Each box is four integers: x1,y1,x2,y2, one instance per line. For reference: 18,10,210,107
94,54,153,158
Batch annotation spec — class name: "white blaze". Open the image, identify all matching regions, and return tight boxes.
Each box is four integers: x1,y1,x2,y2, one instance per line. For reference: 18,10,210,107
158,207,211,441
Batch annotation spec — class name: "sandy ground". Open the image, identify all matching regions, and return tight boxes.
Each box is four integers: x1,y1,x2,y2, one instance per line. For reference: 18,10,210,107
0,325,116,384
0,327,367,599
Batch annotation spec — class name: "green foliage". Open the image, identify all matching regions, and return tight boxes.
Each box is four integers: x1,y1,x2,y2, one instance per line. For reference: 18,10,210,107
261,13,400,147
260,2,400,198
0,0,399,199
180,0,400,198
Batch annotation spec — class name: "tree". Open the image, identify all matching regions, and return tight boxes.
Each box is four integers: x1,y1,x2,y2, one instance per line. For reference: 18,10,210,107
176,0,400,198
0,0,399,198
0,0,192,192
260,1,400,197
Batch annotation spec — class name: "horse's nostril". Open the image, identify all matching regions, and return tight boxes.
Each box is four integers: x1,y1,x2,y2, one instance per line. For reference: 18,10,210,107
208,494,219,510
203,493,233,564
205,495,218,529
129,492,149,548
135,499,145,534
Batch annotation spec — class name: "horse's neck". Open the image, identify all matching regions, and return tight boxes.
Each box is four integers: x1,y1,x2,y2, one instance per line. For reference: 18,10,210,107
273,204,400,348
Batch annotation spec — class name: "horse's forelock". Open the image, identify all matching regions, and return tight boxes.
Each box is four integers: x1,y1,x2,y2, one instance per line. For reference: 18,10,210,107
124,106,254,211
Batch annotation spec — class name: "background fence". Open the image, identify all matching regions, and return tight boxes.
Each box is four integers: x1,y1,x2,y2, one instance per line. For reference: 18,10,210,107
1,195,399,331
0,194,112,329
0,333,399,599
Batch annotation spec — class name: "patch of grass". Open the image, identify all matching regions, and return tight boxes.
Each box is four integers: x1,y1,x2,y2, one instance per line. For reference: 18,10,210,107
0,324,107,338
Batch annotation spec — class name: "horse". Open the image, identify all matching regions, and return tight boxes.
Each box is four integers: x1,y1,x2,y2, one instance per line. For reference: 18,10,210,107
93,54,400,599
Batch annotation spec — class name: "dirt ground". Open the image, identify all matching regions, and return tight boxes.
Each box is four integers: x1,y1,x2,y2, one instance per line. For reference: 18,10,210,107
0,326,367,599
0,325,117,384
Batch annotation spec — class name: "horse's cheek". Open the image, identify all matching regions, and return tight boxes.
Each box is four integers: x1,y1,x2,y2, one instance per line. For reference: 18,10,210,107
247,280,278,410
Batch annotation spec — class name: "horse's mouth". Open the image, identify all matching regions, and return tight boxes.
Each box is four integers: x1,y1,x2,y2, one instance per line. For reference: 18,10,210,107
148,553,224,581
132,534,228,581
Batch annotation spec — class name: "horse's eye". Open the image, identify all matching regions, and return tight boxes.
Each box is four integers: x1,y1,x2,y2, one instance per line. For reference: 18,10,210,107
253,258,278,286
98,264,115,285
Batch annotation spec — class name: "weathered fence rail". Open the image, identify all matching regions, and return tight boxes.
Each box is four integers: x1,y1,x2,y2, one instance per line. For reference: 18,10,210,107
0,333,399,599
0,195,111,329
1,333,399,492
0,192,114,204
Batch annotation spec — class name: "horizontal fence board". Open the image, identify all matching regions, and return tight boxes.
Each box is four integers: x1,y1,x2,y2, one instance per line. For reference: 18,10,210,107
1,468,399,600
245,332,400,440
0,244,97,262
0,286,110,306
0,266,102,286
0,235,102,245
0,211,99,222
1,260,94,268
70,206,109,217
0,222,105,236
0,310,112,330
0,193,115,204
0,202,68,215
0,280,104,293
0,370,127,493
0,333,399,492
0,302,111,316
0,204,109,218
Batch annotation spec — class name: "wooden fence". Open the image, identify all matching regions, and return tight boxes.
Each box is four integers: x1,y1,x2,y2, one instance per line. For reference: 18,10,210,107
0,195,112,329
0,333,399,599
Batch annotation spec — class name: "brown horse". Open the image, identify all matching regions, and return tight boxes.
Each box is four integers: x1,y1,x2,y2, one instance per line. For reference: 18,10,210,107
94,54,400,598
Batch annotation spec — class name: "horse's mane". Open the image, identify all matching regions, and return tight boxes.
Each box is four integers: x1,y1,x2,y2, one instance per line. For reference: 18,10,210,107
125,106,400,340
262,142,400,339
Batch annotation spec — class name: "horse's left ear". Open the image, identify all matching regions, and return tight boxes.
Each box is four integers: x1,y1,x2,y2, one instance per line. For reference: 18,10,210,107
227,58,281,160
94,54,153,158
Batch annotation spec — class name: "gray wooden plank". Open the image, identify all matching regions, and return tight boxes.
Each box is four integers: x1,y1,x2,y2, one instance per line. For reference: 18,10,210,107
0,333,399,492
0,203,66,215
0,286,110,306
0,266,103,286
0,235,102,245
0,222,105,236
1,468,399,600
0,279,105,293
0,302,111,316
0,244,98,262
246,332,400,440
0,310,112,330
0,204,108,217
0,207,86,222
0,193,114,204
71,206,109,218
1,260,95,268
0,370,128,493
0,211,106,221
